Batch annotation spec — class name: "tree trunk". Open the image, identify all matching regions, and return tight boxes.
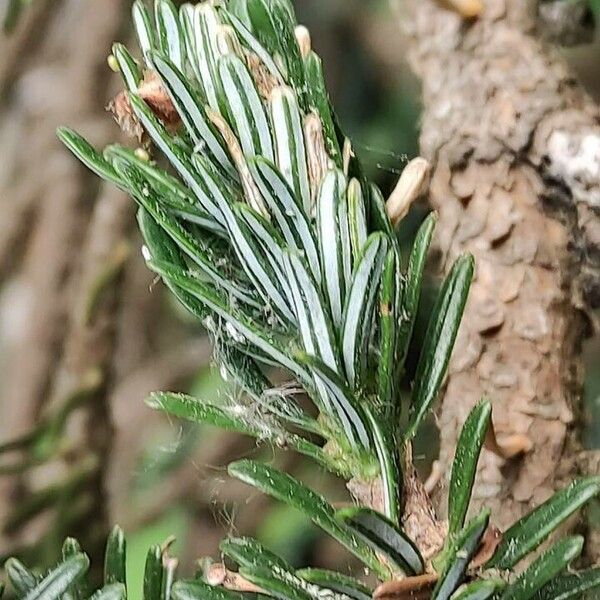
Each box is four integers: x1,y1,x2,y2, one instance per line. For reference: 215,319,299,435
400,0,600,558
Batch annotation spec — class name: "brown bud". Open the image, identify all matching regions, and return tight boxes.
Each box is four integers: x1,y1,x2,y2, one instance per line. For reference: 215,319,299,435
107,54,119,72
245,51,281,99
205,563,227,587
424,460,444,494
206,563,263,593
374,574,438,600
485,423,534,459
304,112,333,211
295,25,312,58
342,137,354,177
386,157,430,225
137,71,180,128
107,71,180,142
443,0,483,18
107,91,145,142
217,24,244,57
207,110,268,217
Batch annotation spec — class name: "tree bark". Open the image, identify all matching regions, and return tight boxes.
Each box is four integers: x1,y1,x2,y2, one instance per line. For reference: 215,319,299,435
401,0,600,554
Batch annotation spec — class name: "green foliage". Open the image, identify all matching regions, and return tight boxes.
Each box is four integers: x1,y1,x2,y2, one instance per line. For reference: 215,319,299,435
335,507,424,575
3,530,165,600
433,510,490,600
448,401,491,536
104,527,126,588
4,0,600,598
487,478,600,569
531,567,600,600
295,569,371,600
405,254,473,441
227,459,387,579
58,0,473,508
449,579,505,600
499,536,584,600
4,554,89,600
